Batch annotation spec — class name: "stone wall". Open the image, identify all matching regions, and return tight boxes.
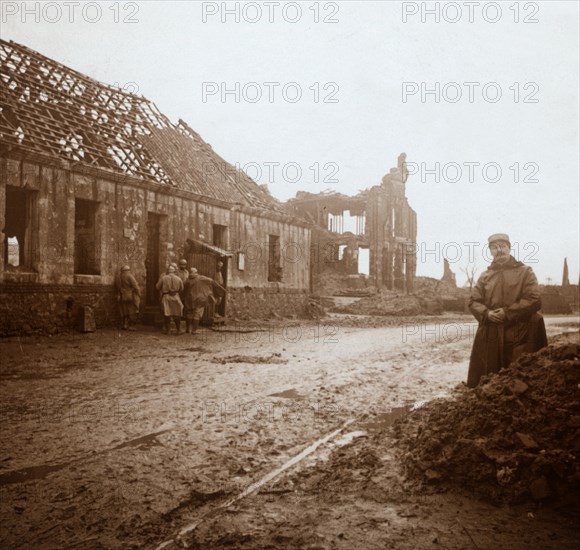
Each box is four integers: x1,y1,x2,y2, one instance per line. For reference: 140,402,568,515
0,283,117,336
226,287,310,320
0,284,310,336
0,157,310,289
561,285,580,312
539,286,575,314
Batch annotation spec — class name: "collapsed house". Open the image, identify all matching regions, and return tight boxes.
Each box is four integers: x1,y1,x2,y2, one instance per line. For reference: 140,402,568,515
0,40,311,334
286,154,417,294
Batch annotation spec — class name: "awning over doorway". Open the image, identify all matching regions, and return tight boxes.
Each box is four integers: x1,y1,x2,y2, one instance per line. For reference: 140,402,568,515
186,238,234,257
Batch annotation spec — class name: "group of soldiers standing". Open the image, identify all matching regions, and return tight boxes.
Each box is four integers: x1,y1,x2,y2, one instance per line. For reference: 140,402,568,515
116,258,226,335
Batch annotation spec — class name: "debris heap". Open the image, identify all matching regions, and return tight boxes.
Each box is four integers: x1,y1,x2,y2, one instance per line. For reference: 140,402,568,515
330,276,469,316
332,291,426,316
395,340,580,509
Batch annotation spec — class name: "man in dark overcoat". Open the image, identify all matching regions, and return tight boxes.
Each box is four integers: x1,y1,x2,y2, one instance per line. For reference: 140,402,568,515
467,233,548,387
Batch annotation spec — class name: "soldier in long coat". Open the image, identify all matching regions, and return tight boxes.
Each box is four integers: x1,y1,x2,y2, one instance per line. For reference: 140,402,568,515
116,265,140,330
176,259,189,332
213,260,225,308
155,265,184,334
183,268,226,334
467,233,547,387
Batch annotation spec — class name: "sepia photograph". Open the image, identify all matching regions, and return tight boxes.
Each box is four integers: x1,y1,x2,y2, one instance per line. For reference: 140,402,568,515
0,1,579,548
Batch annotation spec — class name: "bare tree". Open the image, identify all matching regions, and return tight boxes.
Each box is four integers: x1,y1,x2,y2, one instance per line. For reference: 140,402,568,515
461,261,478,290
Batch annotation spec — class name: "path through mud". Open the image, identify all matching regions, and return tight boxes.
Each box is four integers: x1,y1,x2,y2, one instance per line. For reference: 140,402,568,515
0,314,577,549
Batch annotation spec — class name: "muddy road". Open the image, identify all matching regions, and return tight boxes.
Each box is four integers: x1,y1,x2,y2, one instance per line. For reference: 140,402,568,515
0,314,578,549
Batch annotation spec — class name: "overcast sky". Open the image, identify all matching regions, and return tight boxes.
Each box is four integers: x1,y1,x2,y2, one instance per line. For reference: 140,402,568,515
3,1,579,285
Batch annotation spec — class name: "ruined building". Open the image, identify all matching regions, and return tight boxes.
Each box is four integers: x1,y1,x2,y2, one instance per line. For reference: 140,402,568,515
0,40,310,334
286,153,417,293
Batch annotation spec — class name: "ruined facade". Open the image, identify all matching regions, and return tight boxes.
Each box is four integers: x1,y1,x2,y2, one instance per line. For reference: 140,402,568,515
0,40,310,334
286,154,417,293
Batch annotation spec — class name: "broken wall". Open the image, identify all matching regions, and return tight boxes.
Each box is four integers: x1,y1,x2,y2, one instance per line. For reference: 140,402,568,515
287,161,418,295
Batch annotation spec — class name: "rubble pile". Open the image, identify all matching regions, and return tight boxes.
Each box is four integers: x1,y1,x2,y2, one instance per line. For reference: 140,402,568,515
313,269,352,296
414,277,468,313
304,297,327,319
314,268,377,297
332,291,425,316
395,341,580,508
330,277,469,317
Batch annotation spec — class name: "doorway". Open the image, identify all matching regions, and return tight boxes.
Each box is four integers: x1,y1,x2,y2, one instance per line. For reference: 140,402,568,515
145,213,163,306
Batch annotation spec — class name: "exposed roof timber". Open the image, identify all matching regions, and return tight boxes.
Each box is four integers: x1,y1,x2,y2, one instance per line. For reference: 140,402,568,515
289,191,366,208
0,39,282,212
0,40,173,184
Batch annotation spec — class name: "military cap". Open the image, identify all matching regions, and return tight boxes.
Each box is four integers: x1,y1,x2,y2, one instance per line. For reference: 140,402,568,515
488,233,511,246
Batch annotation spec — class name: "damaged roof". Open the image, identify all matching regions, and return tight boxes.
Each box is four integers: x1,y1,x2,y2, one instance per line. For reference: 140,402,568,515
288,189,366,215
0,39,280,211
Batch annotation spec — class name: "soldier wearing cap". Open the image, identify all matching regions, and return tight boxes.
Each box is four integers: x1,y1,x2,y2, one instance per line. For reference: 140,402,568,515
176,259,190,332
467,233,547,387
116,265,140,331
155,264,184,334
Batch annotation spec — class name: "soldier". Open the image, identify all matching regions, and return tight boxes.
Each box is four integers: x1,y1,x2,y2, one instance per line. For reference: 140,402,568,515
155,265,184,335
467,233,548,387
213,260,225,307
183,267,226,335
214,260,224,286
176,259,189,285
116,265,140,331
157,262,177,303
176,259,189,332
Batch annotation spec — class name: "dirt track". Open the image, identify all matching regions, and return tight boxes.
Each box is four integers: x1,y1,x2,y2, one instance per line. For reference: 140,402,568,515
0,314,578,549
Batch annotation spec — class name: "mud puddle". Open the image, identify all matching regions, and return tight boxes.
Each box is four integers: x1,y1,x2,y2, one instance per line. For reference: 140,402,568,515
268,388,304,399
0,461,77,486
360,401,428,432
211,353,287,365
112,429,170,450
0,428,172,487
